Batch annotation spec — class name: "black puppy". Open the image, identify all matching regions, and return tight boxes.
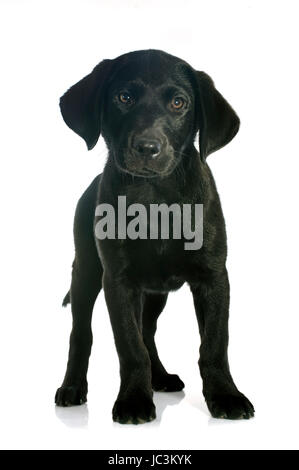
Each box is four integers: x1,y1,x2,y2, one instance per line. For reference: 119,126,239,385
55,50,254,423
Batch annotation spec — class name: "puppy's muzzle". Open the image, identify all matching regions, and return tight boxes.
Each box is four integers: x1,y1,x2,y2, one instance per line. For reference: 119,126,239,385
125,129,173,176
133,137,162,159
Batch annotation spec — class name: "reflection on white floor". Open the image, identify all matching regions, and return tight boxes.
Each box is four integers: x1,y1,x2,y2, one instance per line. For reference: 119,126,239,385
154,391,185,423
55,391,186,429
55,403,89,428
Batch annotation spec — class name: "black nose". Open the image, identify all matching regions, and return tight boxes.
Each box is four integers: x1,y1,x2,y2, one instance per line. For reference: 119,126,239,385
133,138,162,158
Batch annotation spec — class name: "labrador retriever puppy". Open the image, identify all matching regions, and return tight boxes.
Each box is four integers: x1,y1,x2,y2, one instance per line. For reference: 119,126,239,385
55,49,254,423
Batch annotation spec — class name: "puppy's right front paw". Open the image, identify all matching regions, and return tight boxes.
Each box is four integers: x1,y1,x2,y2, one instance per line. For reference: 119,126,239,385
113,392,156,424
55,384,87,407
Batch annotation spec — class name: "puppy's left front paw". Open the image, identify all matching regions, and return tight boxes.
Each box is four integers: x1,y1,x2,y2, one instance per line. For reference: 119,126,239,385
206,392,254,420
113,391,156,424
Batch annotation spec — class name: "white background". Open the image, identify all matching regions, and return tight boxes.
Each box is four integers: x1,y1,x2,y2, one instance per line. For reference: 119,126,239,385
1,0,299,450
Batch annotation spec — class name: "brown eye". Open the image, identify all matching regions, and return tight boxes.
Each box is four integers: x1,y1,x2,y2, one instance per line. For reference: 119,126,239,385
119,92,133,104
171,96,185,110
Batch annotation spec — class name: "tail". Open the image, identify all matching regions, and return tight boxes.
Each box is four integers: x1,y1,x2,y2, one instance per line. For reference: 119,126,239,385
62,290,70,307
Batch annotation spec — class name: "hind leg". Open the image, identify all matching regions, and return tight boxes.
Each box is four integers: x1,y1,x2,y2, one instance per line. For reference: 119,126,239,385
142,293,184,392
55,258,102,406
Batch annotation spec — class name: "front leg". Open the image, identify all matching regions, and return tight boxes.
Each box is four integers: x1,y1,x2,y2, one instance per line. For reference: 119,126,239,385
191,268,254,419
103,272,156,424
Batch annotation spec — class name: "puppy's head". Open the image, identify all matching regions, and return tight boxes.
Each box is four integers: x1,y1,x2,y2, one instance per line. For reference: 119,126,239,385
60,50,240,177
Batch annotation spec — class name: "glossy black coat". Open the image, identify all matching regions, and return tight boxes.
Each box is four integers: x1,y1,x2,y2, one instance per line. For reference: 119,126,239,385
55,50,254,423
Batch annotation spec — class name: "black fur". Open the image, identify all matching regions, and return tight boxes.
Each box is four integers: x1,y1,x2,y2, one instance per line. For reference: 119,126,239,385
55,50,254,423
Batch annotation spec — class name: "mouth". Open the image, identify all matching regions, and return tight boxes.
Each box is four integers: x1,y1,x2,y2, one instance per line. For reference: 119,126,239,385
132,168,160,177
113,150,174,178
116,164,162,178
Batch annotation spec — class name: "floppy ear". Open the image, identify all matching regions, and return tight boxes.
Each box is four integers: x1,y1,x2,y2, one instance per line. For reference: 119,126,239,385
196,71,240,159
60,59,112,150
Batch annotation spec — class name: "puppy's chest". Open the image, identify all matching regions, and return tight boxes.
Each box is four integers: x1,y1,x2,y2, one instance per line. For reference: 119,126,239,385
124,238,199,291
